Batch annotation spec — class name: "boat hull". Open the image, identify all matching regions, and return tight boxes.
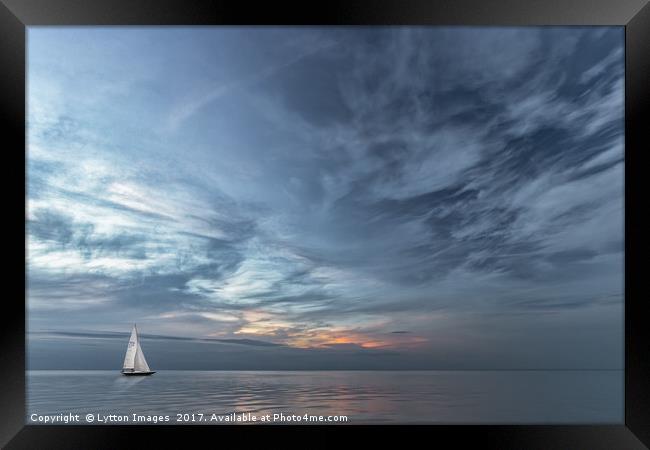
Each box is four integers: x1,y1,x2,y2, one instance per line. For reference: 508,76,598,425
122,371,156,376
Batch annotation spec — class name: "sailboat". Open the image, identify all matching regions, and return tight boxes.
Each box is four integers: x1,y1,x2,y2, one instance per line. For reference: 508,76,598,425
121,324,155,376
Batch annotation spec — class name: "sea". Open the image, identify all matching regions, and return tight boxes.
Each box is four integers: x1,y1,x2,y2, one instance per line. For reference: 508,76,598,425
26,370,623,425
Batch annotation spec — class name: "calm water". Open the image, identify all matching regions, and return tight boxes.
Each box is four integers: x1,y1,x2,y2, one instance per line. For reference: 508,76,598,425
27,370,623,424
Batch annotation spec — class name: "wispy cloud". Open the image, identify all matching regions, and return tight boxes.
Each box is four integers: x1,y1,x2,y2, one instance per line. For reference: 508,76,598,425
27,27,624,369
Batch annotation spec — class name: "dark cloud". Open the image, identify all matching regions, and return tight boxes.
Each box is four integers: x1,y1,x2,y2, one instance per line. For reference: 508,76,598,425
31,330,283,347
28,210,75,245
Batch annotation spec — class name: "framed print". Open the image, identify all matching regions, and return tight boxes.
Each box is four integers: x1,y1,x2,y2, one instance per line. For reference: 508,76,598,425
1,0,649,448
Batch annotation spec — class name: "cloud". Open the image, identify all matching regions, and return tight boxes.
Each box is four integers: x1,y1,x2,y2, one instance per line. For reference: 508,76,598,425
30,330,284,347
26,27,624,369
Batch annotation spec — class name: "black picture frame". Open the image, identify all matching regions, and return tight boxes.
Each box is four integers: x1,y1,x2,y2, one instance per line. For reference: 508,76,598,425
2,0,649,448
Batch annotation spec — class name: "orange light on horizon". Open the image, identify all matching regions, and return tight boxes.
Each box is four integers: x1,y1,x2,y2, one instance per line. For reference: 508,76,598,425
284,329,427,350
229,309,428,350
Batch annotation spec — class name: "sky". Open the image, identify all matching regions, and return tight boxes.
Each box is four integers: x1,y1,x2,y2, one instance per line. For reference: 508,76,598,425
26,27,624,370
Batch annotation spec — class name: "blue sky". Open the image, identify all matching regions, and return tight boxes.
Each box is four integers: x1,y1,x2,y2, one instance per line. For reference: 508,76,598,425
27,27,624,369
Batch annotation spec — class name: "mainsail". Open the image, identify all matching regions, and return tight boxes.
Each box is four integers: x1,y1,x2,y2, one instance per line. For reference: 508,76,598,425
122,324,151,373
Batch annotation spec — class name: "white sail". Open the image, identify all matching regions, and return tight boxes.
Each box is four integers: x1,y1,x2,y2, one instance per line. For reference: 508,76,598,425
122,324,153,374
134,340,151,372
122,325,138,370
